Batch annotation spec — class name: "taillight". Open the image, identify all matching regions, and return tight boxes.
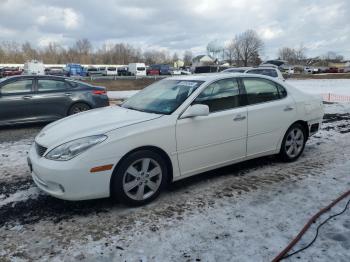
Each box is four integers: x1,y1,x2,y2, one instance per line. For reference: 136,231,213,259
92,90,106,95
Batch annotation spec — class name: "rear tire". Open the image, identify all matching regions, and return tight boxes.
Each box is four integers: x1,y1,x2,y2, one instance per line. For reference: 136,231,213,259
279,123,306,162
68,103,91,115
111,150,168,206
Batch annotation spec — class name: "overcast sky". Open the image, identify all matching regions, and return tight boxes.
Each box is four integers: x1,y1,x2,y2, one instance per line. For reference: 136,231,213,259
0,0,349,59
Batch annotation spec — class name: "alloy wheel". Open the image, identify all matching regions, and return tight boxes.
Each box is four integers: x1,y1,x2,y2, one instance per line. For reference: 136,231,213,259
285,127,304,158
122,158,162,201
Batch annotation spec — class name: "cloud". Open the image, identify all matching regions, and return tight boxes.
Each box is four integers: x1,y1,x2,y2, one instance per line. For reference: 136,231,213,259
0,0,348,59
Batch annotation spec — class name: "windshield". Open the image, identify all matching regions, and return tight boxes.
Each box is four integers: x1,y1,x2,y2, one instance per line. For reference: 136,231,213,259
122,80,204,114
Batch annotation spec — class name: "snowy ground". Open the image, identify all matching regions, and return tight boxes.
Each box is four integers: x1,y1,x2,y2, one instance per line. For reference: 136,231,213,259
0,101,349,261
107,79,350,101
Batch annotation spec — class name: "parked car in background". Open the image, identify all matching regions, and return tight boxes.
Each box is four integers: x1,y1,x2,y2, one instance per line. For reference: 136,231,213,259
128,63,146,76
149,64,171,75
102,66,118,76
117,67,129,76
244,67,285,81
0,75,109,126
304,67,313,74
194,65,228,74
221,67,253,73
146,68,160,75
23,60,45,75
64,64,87,77
325,67,339,73
45,67,65,76
27,74,323,206
0,67,23,78
86,67,103,76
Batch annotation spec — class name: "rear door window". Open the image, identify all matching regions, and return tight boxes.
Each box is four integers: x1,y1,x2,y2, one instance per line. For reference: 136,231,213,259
0,79,33,94
242,78,281,104
37,79,69,92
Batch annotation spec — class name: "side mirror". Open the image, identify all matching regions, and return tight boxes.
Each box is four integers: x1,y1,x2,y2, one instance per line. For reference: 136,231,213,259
181,104,209,119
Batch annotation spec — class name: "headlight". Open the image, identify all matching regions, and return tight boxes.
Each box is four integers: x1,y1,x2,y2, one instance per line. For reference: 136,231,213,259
45,135,107,161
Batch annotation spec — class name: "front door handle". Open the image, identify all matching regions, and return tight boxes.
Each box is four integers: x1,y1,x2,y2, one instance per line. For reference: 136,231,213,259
284,106,294,111
233,114,246,121
22,95,32,100
65,92,73,96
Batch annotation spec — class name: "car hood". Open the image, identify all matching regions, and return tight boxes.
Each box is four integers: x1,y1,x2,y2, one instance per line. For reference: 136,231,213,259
35,106,162,147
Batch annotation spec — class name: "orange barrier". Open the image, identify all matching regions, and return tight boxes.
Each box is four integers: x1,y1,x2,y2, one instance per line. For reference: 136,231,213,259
322,93,350,102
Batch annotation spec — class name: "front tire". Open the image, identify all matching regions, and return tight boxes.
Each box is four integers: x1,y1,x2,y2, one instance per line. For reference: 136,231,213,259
279,123,306,162
111,150,168,206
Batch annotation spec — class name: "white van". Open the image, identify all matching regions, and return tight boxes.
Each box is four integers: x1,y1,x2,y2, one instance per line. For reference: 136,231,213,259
23,60,45,75
128,63,146,76
102,66,118,76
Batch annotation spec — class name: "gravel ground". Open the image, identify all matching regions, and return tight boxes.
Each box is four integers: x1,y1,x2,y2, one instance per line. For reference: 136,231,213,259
0,103,349,261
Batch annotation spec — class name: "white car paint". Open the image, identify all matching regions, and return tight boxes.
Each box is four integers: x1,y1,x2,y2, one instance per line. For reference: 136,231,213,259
128,63,146,76
28,74,324,201
102,66,119,76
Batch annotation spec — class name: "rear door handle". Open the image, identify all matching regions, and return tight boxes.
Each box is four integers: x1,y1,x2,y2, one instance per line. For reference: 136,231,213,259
284,106,294,111
233,114,246,121
22,95,32,100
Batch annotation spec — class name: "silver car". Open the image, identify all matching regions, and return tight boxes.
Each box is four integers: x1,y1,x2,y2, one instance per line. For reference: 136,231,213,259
0,75,109,126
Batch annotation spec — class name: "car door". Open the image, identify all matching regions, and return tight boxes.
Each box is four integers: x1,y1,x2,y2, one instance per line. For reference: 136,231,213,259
0,77,35,124
31,77,74,119
176,78,248,177
242,77,296,157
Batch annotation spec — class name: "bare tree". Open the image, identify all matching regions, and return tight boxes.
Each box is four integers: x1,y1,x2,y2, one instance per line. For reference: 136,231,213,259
183,50,193,66
234,30,264,66
277,44,306,65
323,51,344,62
172,52,179,62
225,40,238,65
22,42,38,61
295,44,306,63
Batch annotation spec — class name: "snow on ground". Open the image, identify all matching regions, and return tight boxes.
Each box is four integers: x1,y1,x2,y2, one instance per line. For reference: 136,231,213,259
287,79,350,96
2,77,350,261
0,101,349,261
107,79,350,101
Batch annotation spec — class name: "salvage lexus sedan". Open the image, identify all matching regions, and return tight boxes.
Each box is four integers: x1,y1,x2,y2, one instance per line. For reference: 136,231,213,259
28,74,324,206
0,75,109,126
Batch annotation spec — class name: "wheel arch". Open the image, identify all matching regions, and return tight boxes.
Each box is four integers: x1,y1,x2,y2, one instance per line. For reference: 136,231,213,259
291,120,309,140
109,145,174,195
279,120,309,152
67,101,92,115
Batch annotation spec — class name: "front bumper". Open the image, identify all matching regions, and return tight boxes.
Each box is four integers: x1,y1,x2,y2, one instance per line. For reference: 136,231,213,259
28,144,119,201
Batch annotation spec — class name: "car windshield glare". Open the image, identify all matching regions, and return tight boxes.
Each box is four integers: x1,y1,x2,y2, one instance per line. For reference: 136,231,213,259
122,80,204,115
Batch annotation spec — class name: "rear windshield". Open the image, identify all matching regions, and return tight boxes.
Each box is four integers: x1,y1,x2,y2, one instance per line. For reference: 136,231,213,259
247,69,278,77
137,67,146,71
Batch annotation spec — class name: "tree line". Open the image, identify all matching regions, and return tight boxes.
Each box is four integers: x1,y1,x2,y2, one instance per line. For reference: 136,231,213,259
0,28,345,67
0,39,193,66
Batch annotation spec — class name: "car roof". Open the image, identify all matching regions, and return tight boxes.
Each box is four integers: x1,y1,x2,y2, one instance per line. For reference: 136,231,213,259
164,73,280,82
3,74,71,80
246,67,278,70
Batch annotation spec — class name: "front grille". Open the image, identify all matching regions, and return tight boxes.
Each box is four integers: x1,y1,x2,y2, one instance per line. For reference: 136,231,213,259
35,143,47,157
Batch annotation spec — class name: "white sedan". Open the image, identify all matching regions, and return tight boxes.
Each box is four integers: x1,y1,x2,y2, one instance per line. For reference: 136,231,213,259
28,74,324,206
